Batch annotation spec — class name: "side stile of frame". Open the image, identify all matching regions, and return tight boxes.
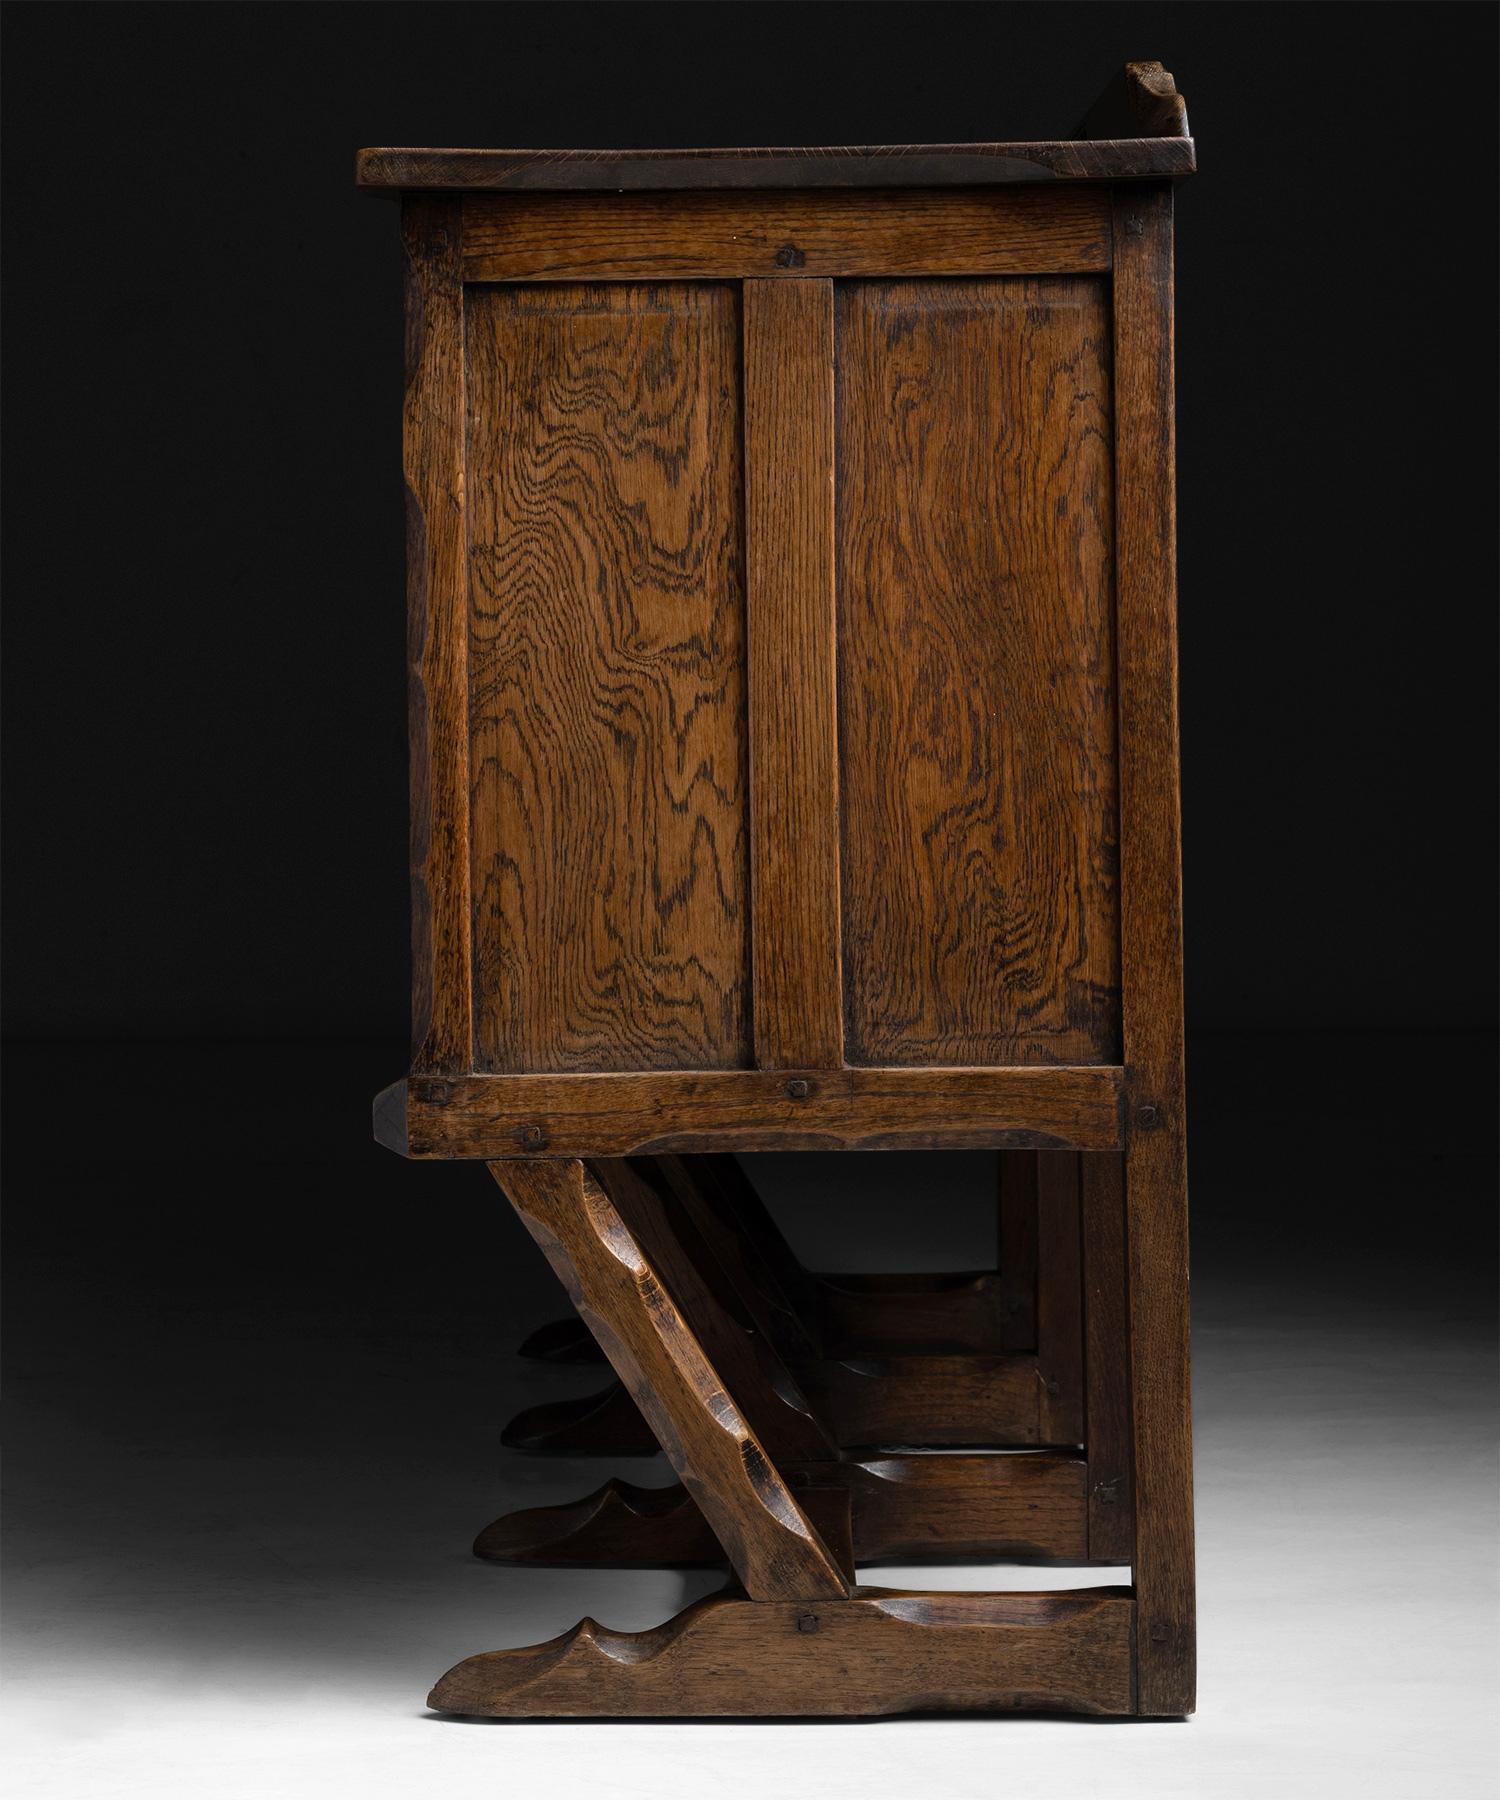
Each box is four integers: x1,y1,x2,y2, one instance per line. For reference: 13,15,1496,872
1111,182,1196,1716
402,195,473,1075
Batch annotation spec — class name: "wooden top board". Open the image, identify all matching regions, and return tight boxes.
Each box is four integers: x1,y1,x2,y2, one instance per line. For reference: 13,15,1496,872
358,61,1192,193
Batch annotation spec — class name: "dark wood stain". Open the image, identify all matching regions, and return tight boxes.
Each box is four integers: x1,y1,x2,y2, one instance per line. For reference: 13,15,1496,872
357,136,1193,194
457,187,1112,281
372,60,1197,1721
402,196,472,1073
391,1064,1127,1159
1111,184,1196,1716
836,277,1120,1067
465,283,750,1073
429,1585,1136,1718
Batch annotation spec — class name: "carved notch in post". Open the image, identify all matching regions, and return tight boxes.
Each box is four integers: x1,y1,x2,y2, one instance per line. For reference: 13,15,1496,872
488,1157,850,1602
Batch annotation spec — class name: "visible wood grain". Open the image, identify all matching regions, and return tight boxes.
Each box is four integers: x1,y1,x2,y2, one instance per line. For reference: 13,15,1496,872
391,1065,1127,1158
612,1158,835,1460
646,1154,826,1370
488,1158,848,1601
465,283,750,1073
1112,185,1195,1716
472,1475,855,1574
458,188,1111,281
514,1267,1017,1367
428,1586,1136,1717
357,138,1194,192
474,1475,724,1566
498,1349,1046,1459
835,1452,1087,1562
1081,1152,1134,1559
373,135,1200,1725
744,279,842,1068
1078,61,1190,141
997,1149,1041,1350
812,1353,1041,1448
676,1154,826,1324
817,1271,1008,1356
473,1451,1089,1568
837,277,1120,1068
402,196,471,1073
504,1159,835,1468
1036,1152,1086,1445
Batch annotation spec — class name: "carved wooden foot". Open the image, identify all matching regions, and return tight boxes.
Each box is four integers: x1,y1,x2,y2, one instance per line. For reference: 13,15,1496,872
429,1585,1135,1718
499,1382,657,1455
473,1475,858,1569
474,1450,1091,1568
473,1477,722,1566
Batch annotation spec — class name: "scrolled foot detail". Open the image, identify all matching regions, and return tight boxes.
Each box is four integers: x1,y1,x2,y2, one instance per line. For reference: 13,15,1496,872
428,1586,1136,1718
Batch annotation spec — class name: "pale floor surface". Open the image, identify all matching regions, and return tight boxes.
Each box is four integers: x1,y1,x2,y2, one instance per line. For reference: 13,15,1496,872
6,1254,1495,1799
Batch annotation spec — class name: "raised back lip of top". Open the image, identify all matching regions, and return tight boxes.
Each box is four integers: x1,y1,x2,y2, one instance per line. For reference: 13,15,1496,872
356,60,1194,193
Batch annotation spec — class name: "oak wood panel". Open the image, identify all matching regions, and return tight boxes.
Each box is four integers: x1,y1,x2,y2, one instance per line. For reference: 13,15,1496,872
836,277,1120,1068
489,1158,848,1602
358,136,1194,191
428,1587,1136,1717
459,188,1111,281
465,283,750,1073
1113,185,1195,1716
390,1065,1126,1158
1082,1152,1134,1560
744,280,842,1067
1036,1151,1086,1444
402,197,471,1073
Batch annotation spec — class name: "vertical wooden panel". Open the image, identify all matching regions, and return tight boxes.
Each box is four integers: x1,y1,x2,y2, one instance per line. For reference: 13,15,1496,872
1081,1152,1133,1561
836,277,1120,1068
1035,1151,1084,1445
402,196,472,1074
465,283,750,1073
743,279,842,1068
1113,185,1195,1716
996,1149,1039,1351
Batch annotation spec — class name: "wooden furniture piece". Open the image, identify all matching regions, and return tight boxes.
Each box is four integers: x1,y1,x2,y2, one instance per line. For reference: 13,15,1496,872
366,58,1196,1720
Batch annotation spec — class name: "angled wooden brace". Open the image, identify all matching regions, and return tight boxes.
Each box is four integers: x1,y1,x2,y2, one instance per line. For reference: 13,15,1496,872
434,1155,1134,1719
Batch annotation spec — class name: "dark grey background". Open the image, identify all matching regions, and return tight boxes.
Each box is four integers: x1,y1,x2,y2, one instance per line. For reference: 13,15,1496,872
3,9,1496,1790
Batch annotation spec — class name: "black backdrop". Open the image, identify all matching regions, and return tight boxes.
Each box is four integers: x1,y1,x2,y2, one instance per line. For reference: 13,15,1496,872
4,1,1496,1045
